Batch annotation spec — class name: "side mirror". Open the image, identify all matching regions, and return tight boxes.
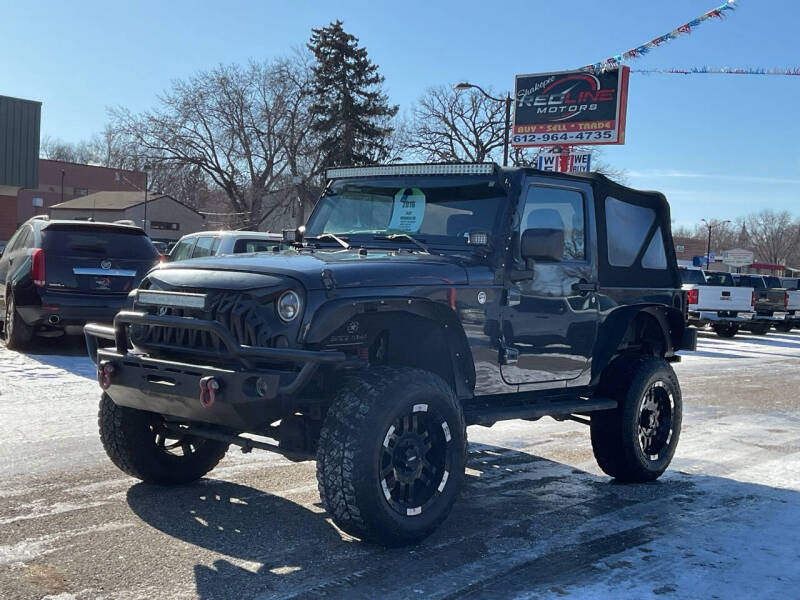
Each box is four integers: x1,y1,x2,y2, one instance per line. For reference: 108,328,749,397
521,228,564,264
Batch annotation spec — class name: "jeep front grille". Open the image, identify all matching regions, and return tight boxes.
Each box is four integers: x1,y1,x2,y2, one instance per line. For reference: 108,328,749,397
130,292,275,353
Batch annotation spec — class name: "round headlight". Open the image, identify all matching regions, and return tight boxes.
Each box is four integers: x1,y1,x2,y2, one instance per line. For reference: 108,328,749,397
277,290,301,322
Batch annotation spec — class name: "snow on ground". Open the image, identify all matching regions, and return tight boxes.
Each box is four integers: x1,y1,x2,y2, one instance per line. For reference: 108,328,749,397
0,330,798,599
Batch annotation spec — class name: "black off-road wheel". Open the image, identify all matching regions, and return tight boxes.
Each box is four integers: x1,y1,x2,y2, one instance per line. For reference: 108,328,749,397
99,393,228,484
3,293,34,350
712,323,739,338
590,356,682,483
748,322,771,335
316,367,466,546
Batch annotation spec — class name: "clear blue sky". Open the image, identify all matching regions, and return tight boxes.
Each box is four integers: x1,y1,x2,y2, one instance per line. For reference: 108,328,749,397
1,0,798,228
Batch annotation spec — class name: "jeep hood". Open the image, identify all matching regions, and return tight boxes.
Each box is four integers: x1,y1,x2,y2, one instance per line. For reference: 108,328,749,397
150,250,471,291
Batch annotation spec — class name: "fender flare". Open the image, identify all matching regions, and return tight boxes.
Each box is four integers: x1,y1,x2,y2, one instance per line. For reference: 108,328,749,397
303,296,476,398
590,304,685,385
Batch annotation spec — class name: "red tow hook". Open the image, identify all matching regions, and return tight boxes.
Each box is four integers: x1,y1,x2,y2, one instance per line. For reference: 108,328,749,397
199,376,220,408
98,361,115,390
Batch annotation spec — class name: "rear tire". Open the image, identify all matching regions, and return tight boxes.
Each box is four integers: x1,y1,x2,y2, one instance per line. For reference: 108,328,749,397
98,393,228,484
712,323,739,338
748,323,770,335
316,367,466,546
3,293,34,350
773,322,793,333
591,356,682,483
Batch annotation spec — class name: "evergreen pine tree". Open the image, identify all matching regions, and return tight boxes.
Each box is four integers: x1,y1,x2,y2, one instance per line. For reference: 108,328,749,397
308,21,399,167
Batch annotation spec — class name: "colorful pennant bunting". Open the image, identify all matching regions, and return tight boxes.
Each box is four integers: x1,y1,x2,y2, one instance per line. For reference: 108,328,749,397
632,67,800,76
582,1,737,73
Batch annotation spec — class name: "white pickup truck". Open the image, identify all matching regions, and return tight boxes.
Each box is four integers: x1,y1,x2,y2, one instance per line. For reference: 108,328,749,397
680,267,755,338
780,277,800,331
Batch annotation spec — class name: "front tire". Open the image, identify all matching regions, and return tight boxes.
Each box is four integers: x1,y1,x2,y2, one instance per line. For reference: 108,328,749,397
98,393,228,484
3,294,34,350
591,356,682,483
712,323,739,338
316,367,466,546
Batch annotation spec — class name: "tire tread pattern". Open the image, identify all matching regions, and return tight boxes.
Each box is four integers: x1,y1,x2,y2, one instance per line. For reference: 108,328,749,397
591,355,681,482
316,367,466,545
98,393,228,484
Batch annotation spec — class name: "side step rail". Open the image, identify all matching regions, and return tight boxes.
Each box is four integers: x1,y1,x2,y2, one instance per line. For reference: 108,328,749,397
464,398,618,426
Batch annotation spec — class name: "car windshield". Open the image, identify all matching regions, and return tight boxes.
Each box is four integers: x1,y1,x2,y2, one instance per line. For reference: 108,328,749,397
305,179,505,247
738,275,765,289
704,272,734,286
679,269,706,285
764,276,783,288
782,278,799,290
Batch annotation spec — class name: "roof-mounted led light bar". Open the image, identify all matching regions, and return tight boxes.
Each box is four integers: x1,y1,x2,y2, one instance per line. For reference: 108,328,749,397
326,163,497,179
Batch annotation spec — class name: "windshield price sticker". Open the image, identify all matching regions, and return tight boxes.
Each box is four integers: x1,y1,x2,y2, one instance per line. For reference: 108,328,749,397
388,188,426,233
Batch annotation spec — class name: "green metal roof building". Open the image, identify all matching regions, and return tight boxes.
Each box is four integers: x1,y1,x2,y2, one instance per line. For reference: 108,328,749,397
0,94,41,193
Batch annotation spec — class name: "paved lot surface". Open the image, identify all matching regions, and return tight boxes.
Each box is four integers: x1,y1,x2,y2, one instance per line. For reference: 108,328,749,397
1,331,799,599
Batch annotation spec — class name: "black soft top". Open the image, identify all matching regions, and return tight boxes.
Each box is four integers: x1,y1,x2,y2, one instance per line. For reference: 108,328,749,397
508,167,679,290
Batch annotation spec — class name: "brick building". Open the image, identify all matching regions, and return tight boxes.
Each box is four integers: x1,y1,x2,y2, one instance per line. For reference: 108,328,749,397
49,191,205,241
15,159,146,228
672,236,709,264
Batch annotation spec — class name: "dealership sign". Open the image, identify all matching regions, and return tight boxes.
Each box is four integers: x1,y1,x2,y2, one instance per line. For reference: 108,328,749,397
722,248,755,267
512,67,630,147
536,150,592,173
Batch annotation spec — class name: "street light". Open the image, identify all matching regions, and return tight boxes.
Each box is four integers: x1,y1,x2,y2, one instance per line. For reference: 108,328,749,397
701,218,731,271
142,164,151,235
453,82,512,167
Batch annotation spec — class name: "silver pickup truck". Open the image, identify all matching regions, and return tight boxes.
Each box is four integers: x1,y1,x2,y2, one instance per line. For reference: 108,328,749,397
680,268,755,338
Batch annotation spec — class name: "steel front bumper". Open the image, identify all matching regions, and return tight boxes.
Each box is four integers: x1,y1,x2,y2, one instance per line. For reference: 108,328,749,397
84,311,348,430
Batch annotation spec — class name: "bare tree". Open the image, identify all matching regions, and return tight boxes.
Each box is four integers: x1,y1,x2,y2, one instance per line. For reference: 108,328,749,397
109,55,322,228
40,135,95,163
742,210,800,265
403,86,506,162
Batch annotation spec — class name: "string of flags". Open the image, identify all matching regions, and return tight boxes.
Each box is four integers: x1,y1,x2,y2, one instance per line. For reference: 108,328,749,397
632,67,800,76
582,1,737,73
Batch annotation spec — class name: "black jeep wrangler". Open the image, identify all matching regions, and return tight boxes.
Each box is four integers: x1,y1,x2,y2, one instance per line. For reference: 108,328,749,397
85,163,696,545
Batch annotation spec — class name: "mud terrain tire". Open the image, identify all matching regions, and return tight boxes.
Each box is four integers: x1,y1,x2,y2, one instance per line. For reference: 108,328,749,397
99,393,228,484
591,356,682,483
317,367,466,546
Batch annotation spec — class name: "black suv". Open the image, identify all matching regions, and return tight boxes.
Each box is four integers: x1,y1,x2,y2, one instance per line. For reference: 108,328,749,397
0,217,159,349
85,163,696,545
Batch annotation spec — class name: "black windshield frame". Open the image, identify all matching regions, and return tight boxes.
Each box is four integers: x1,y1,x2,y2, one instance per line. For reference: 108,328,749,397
306,176,509,250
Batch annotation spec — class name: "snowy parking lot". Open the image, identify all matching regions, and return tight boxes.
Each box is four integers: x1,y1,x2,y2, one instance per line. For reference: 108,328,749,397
1,331,799,599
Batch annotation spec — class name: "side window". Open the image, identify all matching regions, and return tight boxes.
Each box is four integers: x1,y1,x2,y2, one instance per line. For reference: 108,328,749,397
14,227,33,252
4,230,22,255
210,237,221,254
521,185,586,261
605,197,658,268
170,239,196,261
234,239,275,253
191,236,217,258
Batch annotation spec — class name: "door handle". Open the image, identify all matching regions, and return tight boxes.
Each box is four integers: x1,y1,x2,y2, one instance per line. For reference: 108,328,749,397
572,281,598,293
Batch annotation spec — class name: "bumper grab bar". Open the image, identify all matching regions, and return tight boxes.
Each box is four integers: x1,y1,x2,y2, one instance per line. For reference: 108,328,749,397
83,312,348,395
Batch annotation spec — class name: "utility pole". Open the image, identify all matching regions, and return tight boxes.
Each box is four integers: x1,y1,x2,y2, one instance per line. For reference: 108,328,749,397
453,82,512,166
701,218,731,271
